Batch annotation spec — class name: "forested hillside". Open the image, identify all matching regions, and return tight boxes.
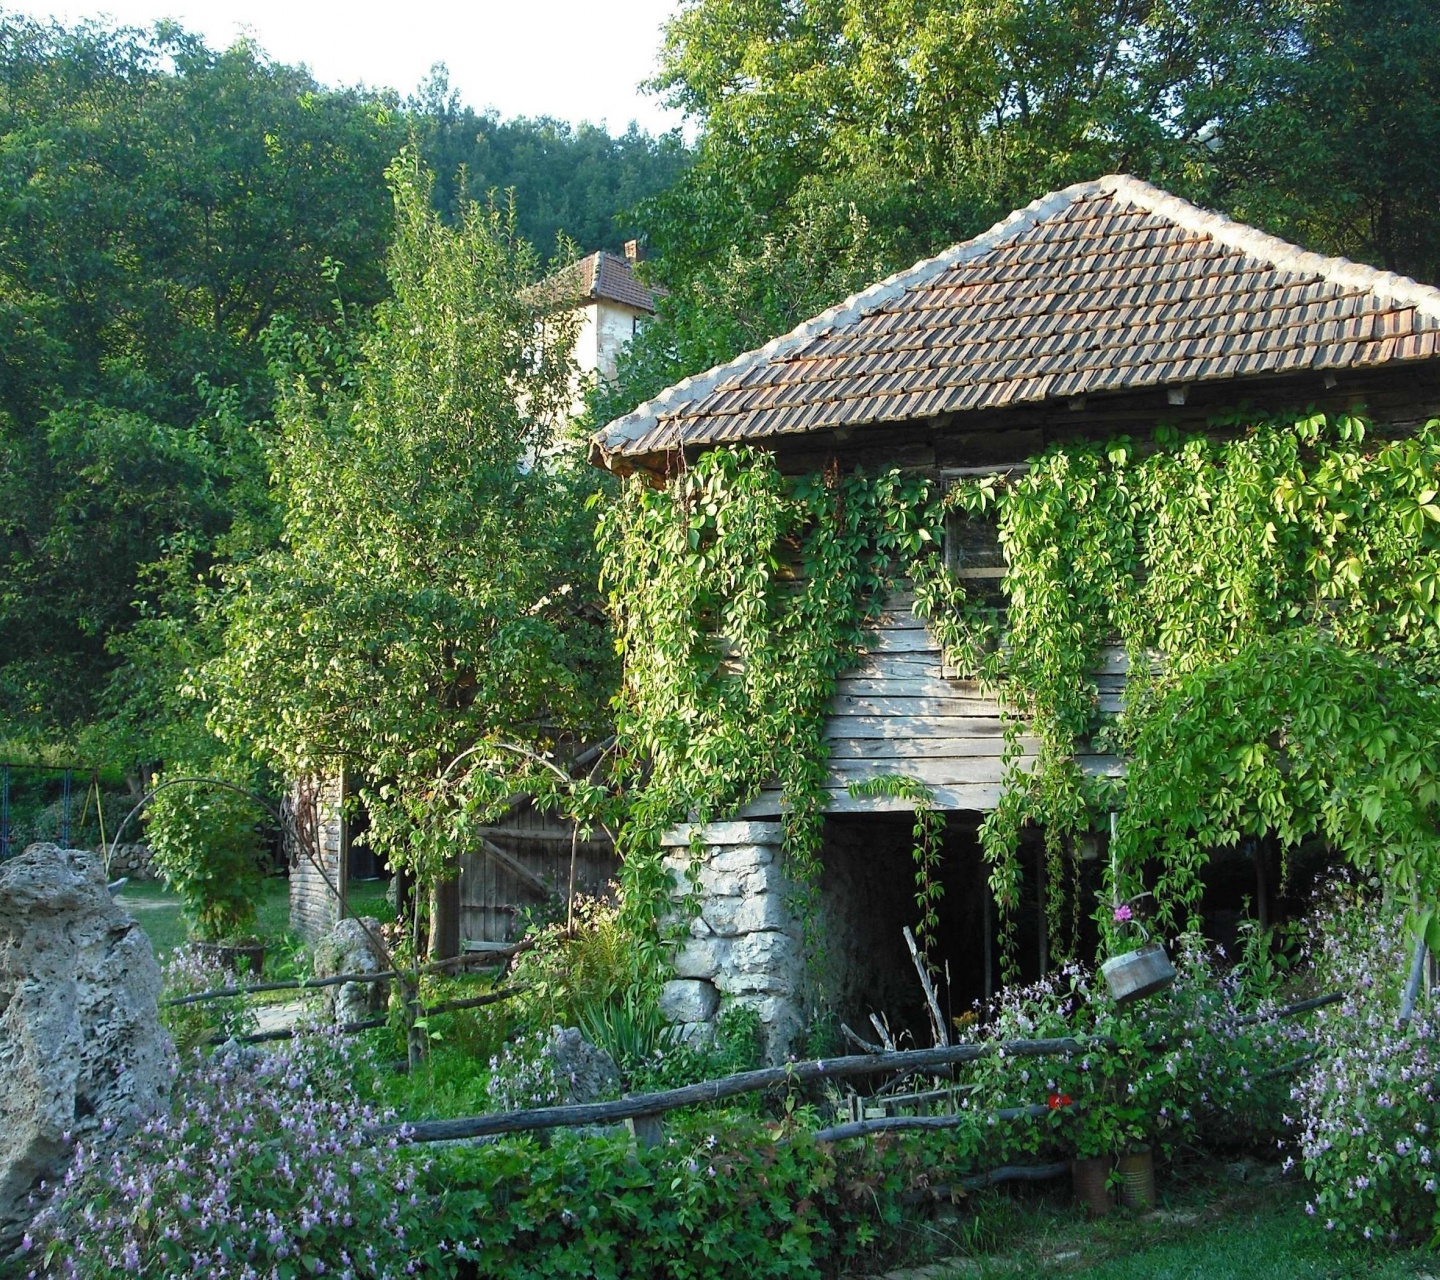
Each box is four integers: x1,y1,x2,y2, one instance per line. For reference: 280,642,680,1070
0,15,686,767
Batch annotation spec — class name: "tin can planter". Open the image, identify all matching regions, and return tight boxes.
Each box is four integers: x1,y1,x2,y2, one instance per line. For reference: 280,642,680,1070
1071,1155,1113,1217
1101,942,1176,1004
1117,1146,1156,1210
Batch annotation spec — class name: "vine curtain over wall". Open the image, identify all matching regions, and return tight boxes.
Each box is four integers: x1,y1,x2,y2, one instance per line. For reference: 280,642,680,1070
600,411,1440,966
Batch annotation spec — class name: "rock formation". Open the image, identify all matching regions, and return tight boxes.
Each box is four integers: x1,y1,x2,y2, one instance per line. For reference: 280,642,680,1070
312,915,390,1025
0,845,175,1250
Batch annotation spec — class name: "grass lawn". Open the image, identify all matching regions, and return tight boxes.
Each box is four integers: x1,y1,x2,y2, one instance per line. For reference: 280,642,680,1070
117,875,393,969
903,1174,1436,1280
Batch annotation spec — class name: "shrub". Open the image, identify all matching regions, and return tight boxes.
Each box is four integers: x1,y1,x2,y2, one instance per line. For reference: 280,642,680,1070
1292,891,1440,1243
961,932,1302,1164
509,895,640,1031
421,1116,845,1279
629,1003,767,1093
25,1030,437,1279
144,770,268,942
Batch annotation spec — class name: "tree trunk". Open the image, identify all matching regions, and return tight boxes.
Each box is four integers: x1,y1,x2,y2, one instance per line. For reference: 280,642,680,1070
428,864,461,961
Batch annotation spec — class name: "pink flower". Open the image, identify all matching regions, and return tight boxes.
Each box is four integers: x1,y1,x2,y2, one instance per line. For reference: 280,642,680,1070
1113,904,1133,923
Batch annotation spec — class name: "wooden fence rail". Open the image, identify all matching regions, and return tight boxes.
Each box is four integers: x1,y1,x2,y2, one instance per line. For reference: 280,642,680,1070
212,988,523,1046
368,989,1344,1147
372,1038,1092,1145
165,948,523,1007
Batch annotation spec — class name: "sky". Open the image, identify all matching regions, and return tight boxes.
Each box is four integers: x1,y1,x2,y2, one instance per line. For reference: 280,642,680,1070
7,0,689,135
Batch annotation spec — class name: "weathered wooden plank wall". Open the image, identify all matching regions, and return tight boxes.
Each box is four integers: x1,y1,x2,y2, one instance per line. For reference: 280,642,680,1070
739,592,1122,817
458,804,618,944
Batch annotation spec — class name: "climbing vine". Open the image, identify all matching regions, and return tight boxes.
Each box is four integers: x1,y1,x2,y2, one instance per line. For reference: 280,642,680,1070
602,410,1440,974
847,776,947,961
947,409,1440,952
597,447,952,952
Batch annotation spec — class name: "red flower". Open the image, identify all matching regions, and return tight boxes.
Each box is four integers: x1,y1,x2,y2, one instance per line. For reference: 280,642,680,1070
1047,1092,1073,1110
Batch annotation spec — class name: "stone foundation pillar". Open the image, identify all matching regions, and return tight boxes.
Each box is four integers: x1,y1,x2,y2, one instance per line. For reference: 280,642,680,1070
660,821,804,1061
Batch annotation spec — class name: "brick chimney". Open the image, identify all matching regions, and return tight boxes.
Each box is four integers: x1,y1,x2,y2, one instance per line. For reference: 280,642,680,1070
624,239,644,265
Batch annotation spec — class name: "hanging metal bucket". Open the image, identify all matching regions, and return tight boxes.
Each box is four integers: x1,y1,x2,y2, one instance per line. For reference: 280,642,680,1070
1101,942,1176,1004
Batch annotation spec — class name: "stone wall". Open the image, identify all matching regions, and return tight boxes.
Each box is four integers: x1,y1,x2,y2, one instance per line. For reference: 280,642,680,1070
660,821,805,1060
103,842,158,881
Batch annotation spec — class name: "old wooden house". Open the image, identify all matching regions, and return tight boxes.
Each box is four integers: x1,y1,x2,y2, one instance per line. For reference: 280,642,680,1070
590,175,1440,1055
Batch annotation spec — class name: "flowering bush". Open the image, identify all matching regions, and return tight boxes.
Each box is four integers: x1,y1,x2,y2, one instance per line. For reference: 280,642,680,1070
156,944,256,1052
484,1029,564,1110
25,1030,441,1279
1293,892,1440,1243
963,929,1301,1163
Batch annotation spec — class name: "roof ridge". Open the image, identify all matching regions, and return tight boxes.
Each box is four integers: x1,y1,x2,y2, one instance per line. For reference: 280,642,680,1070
1100,175,1440,317
592,178,1107,462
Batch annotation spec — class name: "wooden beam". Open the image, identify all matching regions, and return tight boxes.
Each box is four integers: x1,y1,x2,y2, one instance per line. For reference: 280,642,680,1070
472,824,611,846
480,838,558,900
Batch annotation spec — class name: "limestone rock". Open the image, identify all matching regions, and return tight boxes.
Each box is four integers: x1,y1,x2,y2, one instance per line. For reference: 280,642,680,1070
731,994,805,1061
700,890,791,937
660,978,720,1024
312,916,389,1025
544,1026,621,1103
673,935,727,980
0,845,175,1251
660,821,785,849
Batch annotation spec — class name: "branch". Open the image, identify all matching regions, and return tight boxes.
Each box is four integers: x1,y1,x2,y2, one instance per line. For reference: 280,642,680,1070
812,1103,1048,1144
1400,932,1429,1031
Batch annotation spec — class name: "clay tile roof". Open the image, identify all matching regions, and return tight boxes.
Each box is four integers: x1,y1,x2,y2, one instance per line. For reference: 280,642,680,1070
592,176,1440,468
538,250,659,313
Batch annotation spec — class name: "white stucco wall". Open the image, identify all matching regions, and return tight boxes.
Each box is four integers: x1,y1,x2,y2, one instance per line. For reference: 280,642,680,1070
595,301,647,382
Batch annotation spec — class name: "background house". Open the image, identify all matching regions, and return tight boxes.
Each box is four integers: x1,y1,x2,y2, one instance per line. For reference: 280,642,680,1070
541,241,659,419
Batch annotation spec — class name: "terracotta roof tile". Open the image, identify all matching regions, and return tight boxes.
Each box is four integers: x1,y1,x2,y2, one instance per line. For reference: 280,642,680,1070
593,176,1440,463
535,251,659,313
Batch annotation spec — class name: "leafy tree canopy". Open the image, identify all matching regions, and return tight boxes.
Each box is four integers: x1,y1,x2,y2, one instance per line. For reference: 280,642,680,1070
0,16,686,766
204,155,615,884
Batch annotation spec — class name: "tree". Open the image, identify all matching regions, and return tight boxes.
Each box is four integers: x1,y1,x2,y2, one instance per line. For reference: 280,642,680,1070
0,22,676,767
0,17,403,752
409,64,692,262
204,154,614,947
1217,0,1440,285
